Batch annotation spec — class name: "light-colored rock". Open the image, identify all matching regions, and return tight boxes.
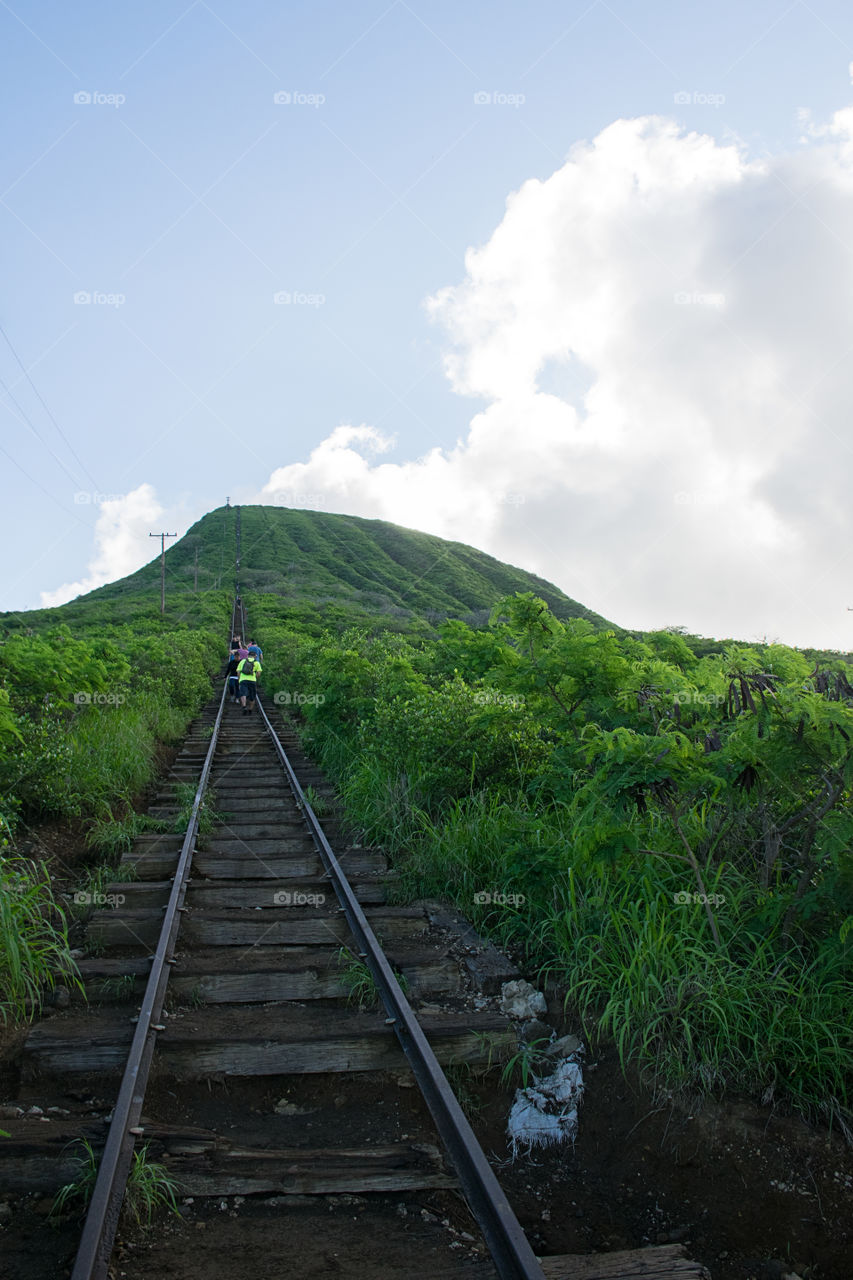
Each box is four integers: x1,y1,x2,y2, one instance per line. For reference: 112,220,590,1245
499,979,547,1020
520,1018,550,1044
546,1034,581,1058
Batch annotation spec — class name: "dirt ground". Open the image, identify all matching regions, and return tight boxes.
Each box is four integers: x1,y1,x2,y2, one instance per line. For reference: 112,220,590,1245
479,1047,852,1280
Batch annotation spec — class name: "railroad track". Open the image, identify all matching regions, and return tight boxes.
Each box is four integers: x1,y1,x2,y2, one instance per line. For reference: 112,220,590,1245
11,602,535,1279
3,599,710,1280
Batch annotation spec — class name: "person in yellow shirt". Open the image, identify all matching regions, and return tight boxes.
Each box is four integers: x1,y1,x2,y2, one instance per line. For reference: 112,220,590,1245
236,652,262,716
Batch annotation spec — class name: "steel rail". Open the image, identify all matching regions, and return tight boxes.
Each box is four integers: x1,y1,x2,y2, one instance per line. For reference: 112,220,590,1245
71,604,237,1280
255,689,547,1280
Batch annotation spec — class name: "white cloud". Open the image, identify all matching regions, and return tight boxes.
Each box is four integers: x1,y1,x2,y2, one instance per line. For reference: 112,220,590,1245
261,108,853,648
40,483,165,607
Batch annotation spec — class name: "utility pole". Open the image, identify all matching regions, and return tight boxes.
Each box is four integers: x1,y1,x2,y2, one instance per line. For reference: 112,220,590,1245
149,532,177,615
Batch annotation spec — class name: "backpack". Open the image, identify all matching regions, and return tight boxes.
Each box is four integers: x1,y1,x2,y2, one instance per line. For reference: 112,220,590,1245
242,657,256,677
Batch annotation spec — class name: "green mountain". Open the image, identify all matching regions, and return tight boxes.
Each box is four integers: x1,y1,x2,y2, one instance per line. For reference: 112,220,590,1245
3,505,611,636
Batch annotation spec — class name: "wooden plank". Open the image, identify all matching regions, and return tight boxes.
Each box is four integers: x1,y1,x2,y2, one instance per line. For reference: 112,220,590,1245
158,1027,513,1077
159,1140,457,1195
121,852,387,880
0,1152,96,1194
167,955,460,1003
194,851,387,876
172,1170,455,1195
200,838,317,854
23,1007,516,1076
211,804,301,817
538,1246,710,1280
86,906,427,949
203,823,318,839
106,880,388,908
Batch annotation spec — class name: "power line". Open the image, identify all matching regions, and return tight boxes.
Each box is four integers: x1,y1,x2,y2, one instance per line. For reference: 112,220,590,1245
0,369,91,493
0,436,94,528
0,321,100,490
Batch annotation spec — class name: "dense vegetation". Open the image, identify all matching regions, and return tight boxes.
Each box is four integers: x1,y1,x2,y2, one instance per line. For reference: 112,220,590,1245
2,504,851,1133
0,584,229,1020
1,502,595,1023
255,589,853,1127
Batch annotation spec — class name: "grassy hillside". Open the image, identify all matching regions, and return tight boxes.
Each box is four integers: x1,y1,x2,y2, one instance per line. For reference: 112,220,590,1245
234,505,610,629
0,505,609,638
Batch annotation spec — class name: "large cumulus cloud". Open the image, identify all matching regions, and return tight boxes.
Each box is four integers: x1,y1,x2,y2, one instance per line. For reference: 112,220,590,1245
262,109,853,648
41,484,165,607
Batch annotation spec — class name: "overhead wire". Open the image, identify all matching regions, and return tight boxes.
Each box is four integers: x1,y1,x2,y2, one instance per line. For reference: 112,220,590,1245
0,322,100,491
0,435,94,528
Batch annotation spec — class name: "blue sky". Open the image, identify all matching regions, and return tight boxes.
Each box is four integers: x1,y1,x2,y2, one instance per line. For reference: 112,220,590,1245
4,1,853,646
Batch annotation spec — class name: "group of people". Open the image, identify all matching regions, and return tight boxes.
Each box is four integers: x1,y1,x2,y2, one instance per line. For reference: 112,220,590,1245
225,635,263,715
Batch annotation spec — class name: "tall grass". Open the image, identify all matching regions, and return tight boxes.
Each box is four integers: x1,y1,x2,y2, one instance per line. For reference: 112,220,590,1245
0,856,80,1021
51,1139,180,1225
385,791,852,1124
85,807,169,861
65,694,188,815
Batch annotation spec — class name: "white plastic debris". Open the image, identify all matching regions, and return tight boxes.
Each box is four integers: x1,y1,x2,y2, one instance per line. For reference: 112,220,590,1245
499,979,547,1020
507,1053,584,1157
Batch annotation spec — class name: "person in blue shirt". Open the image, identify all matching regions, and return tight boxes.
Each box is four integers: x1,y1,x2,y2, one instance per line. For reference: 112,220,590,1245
247,639,263,660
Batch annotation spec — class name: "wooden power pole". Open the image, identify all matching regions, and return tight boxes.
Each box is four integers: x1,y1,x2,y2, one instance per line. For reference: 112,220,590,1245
149,531,177,615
